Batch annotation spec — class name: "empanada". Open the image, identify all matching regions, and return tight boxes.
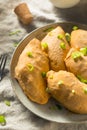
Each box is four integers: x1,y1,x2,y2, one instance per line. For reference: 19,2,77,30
42,26,70,71
71,29,87,49
47,70,87,114
65,48,87,80
15,38,50,104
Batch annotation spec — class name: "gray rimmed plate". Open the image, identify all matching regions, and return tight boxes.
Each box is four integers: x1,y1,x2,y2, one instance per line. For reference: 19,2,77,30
10,22,87,124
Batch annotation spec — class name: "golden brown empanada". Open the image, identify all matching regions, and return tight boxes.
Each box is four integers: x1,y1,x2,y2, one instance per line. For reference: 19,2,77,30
47,70,87,114
41,26,70,71
15,38,50,104
71,29,87,49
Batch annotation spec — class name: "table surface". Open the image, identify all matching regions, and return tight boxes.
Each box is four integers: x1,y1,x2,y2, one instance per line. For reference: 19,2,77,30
0,0,87,130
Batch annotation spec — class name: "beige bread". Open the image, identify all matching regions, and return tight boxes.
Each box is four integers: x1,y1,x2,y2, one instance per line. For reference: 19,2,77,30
47,70,87,114
41,26,70,71
71,29,87,49
15,38,50,104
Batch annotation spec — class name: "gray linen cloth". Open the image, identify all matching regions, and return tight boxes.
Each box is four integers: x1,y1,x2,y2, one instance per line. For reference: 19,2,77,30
0,0,87,130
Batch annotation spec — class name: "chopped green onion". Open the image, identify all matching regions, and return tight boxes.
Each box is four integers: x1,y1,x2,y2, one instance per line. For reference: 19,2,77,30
80,47,87,56
49,104,62,111
9,30,21,36
72,90,75,94
49,75,53,79
58,80,63,85
27,52,33,58
41,42,48,50
65,33,71,42
14,42,19,47
71,51,82,60
43,27,54,32
49,106,57,110
41,72,46,78
46,87,50,93
4,100,10,106
0,115,6,126
60,42,66,49
48,32,53,36
77,75,87,84
27,63,34,72
83,87,87,94
72,26,78,30
57,34,64,40
56,104,62,110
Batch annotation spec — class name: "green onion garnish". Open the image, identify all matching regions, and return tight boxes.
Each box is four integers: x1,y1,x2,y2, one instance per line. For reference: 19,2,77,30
49,104,62,111
48,32,53,36
27,63,34,72
72,26,78,30
80,47,87,56
49,106,57,110
4,100,10,106
60,42,66,49
77,75,87,84
46,87,50,93
72,90,75,94
0,115,6,126
9,30,21,36
83,87,87,94
65,33,71,42
56,104,62,110
71,51,82,60
41,72,46,78
41,42,48,50
43,27,54,32
14,42,19,47
27,52,33,58
57,34,64,40
49,75,53,79
58,80,63,85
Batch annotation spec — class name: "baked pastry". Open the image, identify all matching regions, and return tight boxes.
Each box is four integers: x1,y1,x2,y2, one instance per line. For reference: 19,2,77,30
14,25,87,114
65,48,87,81
47,70,87,114
71,29,87,49
41,26,70,71
15,38,50,104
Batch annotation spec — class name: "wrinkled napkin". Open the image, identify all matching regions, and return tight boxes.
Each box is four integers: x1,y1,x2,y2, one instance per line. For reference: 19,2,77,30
0,0,87,130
